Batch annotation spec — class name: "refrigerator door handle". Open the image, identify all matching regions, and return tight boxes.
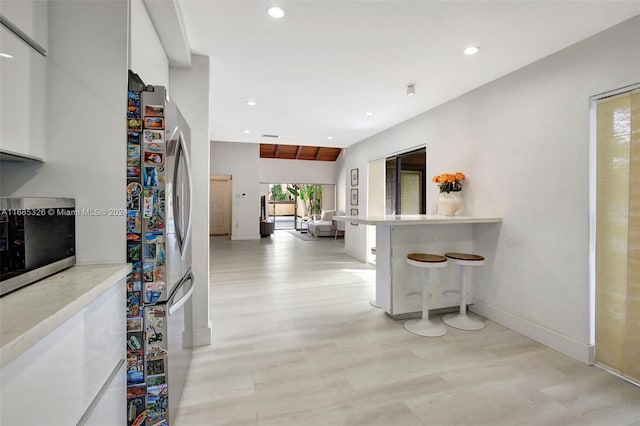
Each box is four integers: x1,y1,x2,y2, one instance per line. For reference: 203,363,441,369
172,131,193,256
179,134,193,256
168,270,194,316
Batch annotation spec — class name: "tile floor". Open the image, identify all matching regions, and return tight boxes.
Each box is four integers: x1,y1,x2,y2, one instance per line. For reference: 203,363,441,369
174,231,640,425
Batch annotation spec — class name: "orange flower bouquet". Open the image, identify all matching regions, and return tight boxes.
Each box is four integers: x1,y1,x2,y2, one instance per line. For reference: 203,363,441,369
432,172,465,193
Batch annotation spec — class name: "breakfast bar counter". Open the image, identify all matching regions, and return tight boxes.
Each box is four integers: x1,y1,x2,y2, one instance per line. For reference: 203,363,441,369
334,214,502,318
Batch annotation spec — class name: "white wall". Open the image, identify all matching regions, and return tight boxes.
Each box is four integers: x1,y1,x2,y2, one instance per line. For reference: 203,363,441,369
169,54,212,347
339,17,640,363
0,0,129,264
211,141,260,240
129,0,169,88
259,158,337,184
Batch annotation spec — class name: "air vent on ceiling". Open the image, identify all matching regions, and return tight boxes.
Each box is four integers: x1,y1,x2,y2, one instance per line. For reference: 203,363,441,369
261,134,280,139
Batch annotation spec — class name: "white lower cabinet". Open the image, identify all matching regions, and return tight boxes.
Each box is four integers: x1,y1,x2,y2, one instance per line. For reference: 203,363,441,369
82,361,126,426
0,280,125,425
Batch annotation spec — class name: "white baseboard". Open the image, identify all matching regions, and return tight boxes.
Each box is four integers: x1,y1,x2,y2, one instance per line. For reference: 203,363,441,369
183,323,212,348
471,302,594,365
231,234,260,241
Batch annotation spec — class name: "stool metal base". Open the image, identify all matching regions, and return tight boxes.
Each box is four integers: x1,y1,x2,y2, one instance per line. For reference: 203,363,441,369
404,319,447,337
442,313,485,331
370,299,381,309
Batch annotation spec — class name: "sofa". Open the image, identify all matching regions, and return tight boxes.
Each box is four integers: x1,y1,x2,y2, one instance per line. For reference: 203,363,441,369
308,210,344,238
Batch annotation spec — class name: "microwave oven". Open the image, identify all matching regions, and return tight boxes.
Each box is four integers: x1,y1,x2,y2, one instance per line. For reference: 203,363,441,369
0,198,76,296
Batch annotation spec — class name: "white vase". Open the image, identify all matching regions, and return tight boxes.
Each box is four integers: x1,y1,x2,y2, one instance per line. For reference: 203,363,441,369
437,191,462,216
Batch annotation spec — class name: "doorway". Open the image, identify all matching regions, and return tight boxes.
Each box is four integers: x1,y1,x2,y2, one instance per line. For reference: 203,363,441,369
210,175,231,236
385,147,426,215
593,86,639,384
259,183,336,231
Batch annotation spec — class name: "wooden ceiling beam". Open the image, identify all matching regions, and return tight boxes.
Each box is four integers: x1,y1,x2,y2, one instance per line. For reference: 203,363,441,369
295,145,301,159
315,147,321,160
274,144,280,156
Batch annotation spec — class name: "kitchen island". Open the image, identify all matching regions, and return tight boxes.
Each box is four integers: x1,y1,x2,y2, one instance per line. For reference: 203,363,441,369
334,215,502,318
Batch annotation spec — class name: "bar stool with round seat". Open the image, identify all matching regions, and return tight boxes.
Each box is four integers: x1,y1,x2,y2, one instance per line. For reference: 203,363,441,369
404,253,448,337
442,252,486,331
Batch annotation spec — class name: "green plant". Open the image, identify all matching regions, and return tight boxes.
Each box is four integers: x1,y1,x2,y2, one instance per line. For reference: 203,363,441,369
287,184,323,216
270,184,290,201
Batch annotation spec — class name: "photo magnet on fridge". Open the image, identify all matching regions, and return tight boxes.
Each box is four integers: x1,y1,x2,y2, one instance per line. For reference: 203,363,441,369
128,118,142,132
127,131,141,145
143,262,154,282
127,243,141,262
147,374,166,386
147,212,165,232
128,91,141,116
145,142,163,153
127,331,144,351
145,291,161,304
127,384,146,399
144,116,164,129
144,151,164,165
127,167,141,178
156,244,165,266
144,243,157,260
127,396,146,426
126,277,141,292
154,266,164,282
145,281,163,292
147,358,165,376
126,349,144,385
146,232,164,244
144,104,164,117
127,233,141,244
147,344,168,360
127,182,142,210
127,290,141,317
127,210,141,233
127,145,141,167
147,384,168,422
143,129,164,144
143,189,153,218
131,261,142,282
127,318,143,332
143,166,159,188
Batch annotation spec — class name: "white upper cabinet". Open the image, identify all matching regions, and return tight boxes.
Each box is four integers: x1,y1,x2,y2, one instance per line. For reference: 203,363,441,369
0,0,48,49
0,0,47,161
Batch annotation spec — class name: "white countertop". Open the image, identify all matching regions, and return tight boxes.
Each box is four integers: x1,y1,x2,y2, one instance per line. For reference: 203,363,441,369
0,263,131,367
333,214,502,225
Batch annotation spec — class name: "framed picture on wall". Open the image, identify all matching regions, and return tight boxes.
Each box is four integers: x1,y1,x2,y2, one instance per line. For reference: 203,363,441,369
350,168,359,186
350,188,359,205
350,208,358,216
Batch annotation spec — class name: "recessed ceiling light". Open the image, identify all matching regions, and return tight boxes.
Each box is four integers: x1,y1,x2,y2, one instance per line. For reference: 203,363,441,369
0,52,13,59
406,84,416,96
463,46,480,55
327,136,333,140
365,111,374,116
267,6,285,19
243,130,251,134
246,100,257,106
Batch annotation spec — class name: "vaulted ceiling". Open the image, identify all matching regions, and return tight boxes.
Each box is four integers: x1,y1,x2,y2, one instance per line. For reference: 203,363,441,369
259,144,342,162
177,1,640,148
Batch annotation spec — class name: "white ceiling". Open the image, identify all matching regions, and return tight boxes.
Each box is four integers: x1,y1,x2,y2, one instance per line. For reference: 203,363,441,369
178,1,639,148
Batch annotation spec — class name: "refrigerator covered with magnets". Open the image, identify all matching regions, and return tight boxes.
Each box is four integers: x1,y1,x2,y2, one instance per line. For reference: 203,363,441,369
126,72,194,426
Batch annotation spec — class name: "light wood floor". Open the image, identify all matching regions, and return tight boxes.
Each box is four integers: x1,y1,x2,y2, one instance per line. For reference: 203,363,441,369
174,231,640,425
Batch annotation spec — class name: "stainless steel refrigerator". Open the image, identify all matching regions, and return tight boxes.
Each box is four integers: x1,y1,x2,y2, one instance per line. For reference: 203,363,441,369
126,77,194,426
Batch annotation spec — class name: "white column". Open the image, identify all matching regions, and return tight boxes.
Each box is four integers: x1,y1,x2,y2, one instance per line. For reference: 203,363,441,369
169,54,212,346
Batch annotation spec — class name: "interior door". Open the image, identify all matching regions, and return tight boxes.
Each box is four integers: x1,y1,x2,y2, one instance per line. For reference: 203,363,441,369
210,175,231,236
